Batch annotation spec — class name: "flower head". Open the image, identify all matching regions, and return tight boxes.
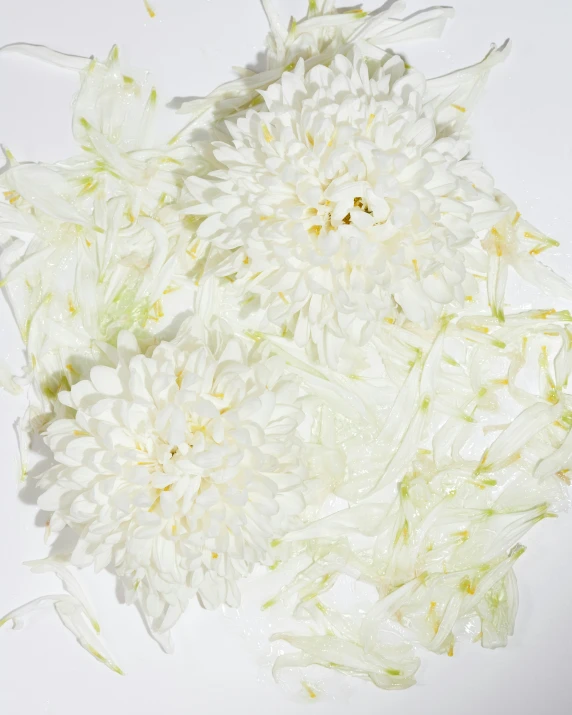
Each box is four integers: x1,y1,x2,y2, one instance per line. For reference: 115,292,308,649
38,320,306,633
185,53,500,365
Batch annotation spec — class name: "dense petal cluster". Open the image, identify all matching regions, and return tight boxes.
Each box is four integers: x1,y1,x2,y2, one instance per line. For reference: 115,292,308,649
37,320,306,633
251,308,572,688
186,52,500,364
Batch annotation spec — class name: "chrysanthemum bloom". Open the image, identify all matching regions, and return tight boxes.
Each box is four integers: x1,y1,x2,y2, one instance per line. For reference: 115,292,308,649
37,320,307,637
185,51,507,365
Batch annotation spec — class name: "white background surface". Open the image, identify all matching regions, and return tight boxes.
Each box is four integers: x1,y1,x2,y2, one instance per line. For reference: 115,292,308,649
1,1,572,713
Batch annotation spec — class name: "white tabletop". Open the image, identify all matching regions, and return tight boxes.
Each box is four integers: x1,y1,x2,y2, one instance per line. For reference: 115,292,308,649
1,1,571,713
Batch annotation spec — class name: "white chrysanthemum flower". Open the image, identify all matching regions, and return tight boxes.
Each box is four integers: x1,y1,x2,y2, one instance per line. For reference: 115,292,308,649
37,319,307,634
185,52,504,364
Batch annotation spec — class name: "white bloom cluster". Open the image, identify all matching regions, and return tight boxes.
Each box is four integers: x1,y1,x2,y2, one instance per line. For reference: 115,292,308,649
186,51,503,364
37,320,306,633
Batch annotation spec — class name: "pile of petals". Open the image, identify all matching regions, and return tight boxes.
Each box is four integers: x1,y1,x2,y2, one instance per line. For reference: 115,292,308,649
1,0,571,692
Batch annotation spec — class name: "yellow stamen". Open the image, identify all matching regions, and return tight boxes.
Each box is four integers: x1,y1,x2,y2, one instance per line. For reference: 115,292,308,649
490,226,503,256
454,530,470,542
451,104,466,113
262,124,273,143
529,245,548,256
302,682,317,700
152,299,164,320
460,576,476,595
475,449,489,474
4,190,20,205
144,0,155,18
